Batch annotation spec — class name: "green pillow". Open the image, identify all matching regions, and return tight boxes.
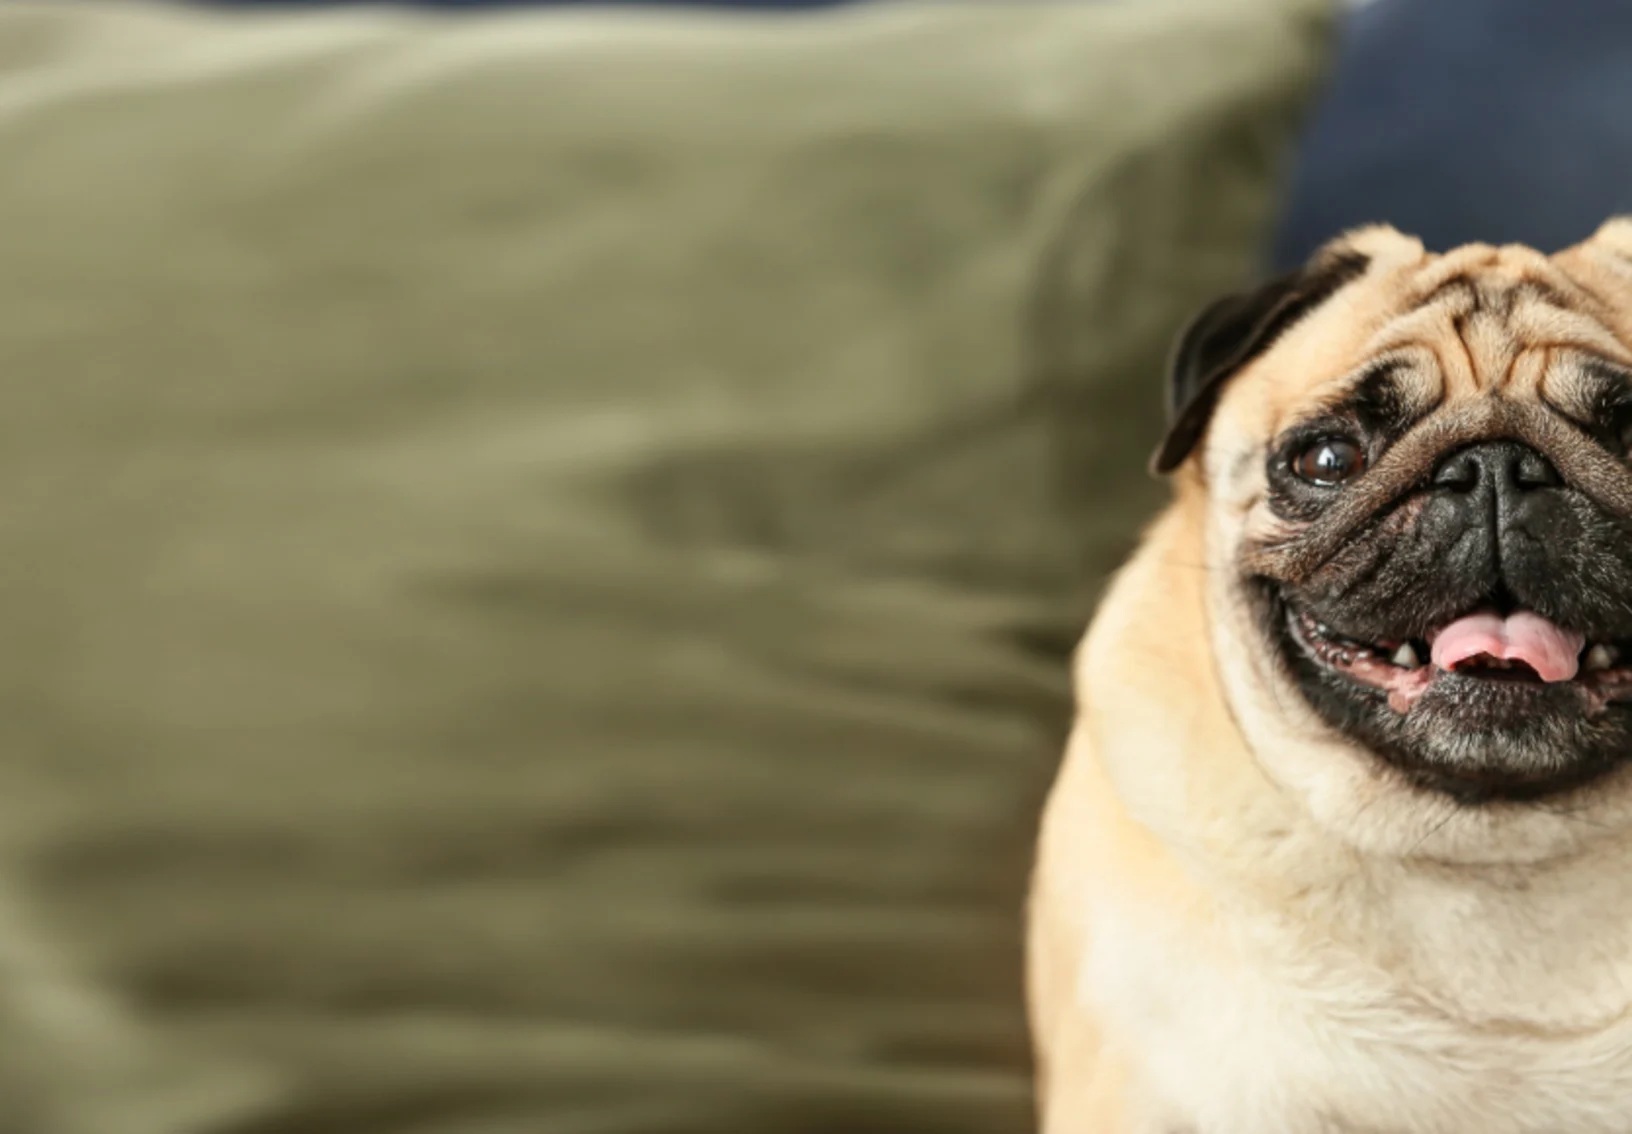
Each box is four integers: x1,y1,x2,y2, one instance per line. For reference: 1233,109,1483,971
0,2,1330,1131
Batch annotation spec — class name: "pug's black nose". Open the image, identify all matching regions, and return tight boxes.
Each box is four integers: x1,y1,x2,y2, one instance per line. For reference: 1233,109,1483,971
1419,440,1572,607
1431,441,1561,497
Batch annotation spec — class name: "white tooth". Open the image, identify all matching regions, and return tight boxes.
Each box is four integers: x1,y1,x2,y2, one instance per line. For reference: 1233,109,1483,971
1391,642,1422,669
1585,644,1617,672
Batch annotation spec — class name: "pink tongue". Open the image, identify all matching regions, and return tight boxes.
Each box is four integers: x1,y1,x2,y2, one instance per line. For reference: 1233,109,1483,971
1429,611,1584,682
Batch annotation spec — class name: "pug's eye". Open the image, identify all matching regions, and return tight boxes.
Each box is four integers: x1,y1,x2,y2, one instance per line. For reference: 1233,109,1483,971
1292,437,1365,486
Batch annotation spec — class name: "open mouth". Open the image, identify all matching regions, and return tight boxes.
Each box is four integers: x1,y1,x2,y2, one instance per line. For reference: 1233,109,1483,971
1286,605,1632,714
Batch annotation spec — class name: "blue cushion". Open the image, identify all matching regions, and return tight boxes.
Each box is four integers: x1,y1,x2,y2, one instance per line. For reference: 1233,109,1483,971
1273,0,1632,267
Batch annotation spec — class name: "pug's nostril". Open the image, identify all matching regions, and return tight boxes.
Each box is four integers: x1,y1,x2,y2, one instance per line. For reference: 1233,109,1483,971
1432,451,1480,493
1515,449,1561,489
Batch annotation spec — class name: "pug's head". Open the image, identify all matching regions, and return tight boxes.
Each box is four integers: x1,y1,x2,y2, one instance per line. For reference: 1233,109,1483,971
1164,221,1632,858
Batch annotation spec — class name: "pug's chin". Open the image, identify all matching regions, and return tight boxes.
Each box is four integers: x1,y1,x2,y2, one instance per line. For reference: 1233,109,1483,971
1262,588,1632,804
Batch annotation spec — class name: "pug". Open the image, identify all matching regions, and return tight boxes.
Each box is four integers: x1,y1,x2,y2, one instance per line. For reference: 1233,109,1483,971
1028,220,1632,1134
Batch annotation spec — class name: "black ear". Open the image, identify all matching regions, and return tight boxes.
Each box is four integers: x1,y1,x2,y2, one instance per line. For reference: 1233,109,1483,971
1150,252,1370,475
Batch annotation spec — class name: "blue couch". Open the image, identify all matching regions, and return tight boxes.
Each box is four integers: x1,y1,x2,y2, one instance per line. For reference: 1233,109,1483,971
1275,0,1632,265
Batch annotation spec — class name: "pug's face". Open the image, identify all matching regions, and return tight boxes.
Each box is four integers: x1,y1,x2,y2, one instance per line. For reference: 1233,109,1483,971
1165,222,1632,853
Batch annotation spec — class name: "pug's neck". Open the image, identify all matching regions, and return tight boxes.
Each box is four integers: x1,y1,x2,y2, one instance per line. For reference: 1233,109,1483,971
1081,485,1632,1033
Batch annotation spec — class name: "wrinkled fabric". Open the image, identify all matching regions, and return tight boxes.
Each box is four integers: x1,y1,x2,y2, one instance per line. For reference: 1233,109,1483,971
0,2,1330,1131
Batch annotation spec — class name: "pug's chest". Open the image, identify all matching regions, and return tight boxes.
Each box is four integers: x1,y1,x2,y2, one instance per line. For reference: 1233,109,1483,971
1084,903,1632,1134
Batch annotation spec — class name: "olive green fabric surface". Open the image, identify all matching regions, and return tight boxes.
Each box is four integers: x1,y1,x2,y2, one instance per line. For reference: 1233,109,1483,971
0,3,1329,1132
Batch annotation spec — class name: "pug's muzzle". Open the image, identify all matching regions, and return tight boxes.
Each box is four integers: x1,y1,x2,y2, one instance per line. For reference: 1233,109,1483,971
1256,414,1632,803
